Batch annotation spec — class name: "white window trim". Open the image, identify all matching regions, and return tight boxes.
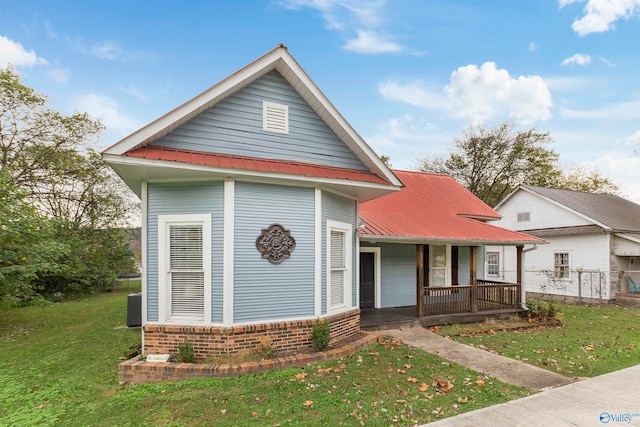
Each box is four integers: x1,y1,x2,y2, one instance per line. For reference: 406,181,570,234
359,247,381,309
327,220,353,314
553,251,571,281
486,251,500,278
158,214,212,324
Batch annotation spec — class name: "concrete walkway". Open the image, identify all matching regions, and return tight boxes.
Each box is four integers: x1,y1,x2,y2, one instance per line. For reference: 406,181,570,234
424,364,640,426
384,326,574,390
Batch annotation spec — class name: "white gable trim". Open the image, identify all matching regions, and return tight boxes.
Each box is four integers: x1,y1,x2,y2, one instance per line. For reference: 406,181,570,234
102,45,401,188
512,186,612,230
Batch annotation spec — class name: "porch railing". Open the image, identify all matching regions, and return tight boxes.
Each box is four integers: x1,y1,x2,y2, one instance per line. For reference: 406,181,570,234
422,281,521,316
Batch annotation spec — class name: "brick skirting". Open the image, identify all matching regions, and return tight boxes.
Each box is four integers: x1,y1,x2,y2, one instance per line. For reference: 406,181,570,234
143,309,360,360
119,331,378,384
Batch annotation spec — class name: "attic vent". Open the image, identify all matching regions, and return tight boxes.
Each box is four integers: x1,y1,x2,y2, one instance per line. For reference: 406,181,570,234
263,101,289,134
517,212,530,222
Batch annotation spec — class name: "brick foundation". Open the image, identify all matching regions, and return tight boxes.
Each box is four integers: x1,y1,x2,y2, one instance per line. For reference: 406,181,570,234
118,331,378,384
143,309,360,360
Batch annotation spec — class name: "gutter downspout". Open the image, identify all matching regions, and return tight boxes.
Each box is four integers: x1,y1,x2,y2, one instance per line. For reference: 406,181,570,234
521,244,538,310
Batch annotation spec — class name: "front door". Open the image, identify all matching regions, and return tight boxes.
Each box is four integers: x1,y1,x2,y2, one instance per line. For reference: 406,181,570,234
359,252,375,308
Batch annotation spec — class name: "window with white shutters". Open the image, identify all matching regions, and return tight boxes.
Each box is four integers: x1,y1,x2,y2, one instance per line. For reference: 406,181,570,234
327,221,352,313
158,214,211,324
169,225,204,321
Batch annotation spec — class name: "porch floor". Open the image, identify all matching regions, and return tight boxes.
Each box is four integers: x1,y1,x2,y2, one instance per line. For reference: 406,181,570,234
360,306,525,331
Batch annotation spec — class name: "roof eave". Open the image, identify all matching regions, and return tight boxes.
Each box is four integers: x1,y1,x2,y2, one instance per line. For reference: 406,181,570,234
358,233,546,246
103,153,400,201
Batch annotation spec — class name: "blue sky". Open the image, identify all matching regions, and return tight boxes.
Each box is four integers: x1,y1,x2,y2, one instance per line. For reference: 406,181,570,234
2,0,639,201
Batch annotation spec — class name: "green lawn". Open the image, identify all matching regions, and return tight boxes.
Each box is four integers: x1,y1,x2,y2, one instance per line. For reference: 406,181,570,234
439,302,640,378
0,288,532,426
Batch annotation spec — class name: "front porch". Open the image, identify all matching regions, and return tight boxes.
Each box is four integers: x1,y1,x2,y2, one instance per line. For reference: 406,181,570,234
361,280,524,330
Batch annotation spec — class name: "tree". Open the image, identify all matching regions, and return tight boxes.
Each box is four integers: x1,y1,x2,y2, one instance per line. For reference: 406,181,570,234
0,66,136,303
0,171,66,308
418,122,618,206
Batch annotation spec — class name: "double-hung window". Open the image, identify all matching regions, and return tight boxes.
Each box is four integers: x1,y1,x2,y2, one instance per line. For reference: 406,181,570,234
554,252,570,279
158,214,211,323
327,221,352,313
486,252,500,277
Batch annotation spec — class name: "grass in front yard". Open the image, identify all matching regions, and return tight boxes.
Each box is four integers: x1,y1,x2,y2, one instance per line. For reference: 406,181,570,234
0,288,532,426
439,302,640,378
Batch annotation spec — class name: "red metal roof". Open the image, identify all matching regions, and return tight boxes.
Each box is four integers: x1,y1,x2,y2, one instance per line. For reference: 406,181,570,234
124,146,392,185
359,170,543,244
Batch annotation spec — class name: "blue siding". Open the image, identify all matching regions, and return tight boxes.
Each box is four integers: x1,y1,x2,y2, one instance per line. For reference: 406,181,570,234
233,182,315,323
361,242,416,308
150,71,367,170
321,191,358,313
147,181,224,323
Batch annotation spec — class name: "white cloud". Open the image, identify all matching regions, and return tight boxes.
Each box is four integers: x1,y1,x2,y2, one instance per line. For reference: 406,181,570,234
625,129,640,146
545,75,599,92
561,53,591,65
378,80,447,110
566,0,640,36
599,57,615,66
586,154,640,203
559,0,584,7
0,35,48,68
344,30,404,54
559,99,640,120
380,63,553,123
90,41,122,61
279,0,416,55
72,93,143,136
47,67,70,83
120,85,148,102
529,42,539,52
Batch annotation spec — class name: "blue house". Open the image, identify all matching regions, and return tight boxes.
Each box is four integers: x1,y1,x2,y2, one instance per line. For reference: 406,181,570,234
104,45,542,359
103,45,403,358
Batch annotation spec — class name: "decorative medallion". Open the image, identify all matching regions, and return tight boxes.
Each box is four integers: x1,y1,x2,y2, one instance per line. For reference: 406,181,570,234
256,223,296,264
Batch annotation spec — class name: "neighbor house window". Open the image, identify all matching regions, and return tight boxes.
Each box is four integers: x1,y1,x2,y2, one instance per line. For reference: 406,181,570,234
158,214,211,323
554,252,570,279
327,220,352,312
517,212,530,222
486,252,500,277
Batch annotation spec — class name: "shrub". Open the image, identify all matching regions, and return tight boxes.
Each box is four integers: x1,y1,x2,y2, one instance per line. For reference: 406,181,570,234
173,340,196,363
311,318,331,351
254,335,278,360
526,299,562,325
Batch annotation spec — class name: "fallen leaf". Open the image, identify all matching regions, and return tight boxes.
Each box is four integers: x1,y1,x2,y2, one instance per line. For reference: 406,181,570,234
369,352,379,356
397,369,406,374
429,349,440,354
419,383,429,392
303,400,314,407
403,364,413,369
252,411,259,418
475,379,485,387
407,377,417,383
220,409,227,415
602,316,610,319
406,354,414,359
296,372,308,379
433,376,453,393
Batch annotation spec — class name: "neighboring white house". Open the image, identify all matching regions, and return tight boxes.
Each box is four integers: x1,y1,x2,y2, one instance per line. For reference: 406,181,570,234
486,185,640,302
